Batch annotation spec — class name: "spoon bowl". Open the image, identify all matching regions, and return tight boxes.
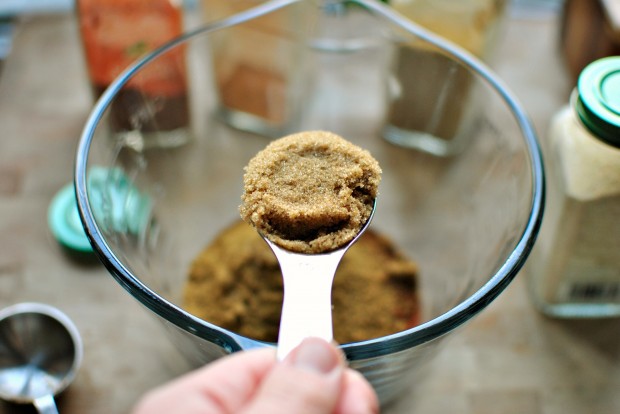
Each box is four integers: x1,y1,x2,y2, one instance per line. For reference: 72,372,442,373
0,303,83,414
264,200,377,360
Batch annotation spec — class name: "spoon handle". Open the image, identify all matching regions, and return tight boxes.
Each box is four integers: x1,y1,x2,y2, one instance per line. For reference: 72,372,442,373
269,246,346,360
33,394,59,414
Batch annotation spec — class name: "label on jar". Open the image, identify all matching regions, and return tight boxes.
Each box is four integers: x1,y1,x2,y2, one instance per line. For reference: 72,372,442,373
563,282,620,302
78,0,186,97
555,195,620,303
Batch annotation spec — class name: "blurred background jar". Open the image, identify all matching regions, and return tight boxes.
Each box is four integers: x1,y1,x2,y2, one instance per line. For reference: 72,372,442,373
201,0,391,138
201,0,309,138
527,56,620,318
381,0,508,157
560,0,620,83
77,0,191,150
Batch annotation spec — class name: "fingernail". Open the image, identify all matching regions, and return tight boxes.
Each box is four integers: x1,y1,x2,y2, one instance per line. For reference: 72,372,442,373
290,337,341,374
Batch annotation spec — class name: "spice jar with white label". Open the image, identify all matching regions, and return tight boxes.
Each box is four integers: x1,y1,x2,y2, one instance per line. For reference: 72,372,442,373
527,56,620,318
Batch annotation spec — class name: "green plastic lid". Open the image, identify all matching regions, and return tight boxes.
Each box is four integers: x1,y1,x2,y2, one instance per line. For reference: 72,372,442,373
48,167,152,255
87,167,153,235
48,183,94,253
575,56,620,147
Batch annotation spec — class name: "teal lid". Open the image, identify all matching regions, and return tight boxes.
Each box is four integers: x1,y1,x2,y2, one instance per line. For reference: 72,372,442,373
48,183,93,253
48,167,152,254
575,56,620,147
87,167,153,235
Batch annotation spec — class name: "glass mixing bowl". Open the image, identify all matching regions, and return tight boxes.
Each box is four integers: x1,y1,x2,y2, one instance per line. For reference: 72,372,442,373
75,0,544,406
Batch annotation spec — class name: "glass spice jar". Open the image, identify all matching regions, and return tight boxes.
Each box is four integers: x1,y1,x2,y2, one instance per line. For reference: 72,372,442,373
77,0,190,149
201,0,386,138
527,56,620,318
382,0,508,157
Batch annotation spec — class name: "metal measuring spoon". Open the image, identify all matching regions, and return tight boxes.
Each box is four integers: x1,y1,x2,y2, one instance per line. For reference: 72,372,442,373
0,303,83,414
263,201,376,360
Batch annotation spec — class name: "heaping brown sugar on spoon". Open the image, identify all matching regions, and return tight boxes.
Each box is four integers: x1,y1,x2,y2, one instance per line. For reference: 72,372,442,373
240,130,382,254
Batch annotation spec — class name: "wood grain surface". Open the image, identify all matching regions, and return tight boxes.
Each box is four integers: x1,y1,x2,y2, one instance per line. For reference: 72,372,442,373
1,8,619,414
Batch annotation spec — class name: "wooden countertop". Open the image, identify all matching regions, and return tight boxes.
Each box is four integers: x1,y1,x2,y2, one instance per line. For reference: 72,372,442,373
1,8,620,414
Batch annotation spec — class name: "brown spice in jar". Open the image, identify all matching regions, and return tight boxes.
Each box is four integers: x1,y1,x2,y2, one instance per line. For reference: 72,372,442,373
387,46,472,142
218,63,287,124
184,220,420,343
239,131,382,254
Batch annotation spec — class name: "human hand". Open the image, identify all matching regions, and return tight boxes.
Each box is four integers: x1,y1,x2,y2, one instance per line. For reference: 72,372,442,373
132,337,379,414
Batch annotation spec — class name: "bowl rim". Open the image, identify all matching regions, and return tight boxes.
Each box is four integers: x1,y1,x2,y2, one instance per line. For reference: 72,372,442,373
75,0,545,361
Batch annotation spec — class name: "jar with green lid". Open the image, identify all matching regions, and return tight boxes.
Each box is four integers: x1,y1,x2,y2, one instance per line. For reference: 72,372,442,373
527,56,620,318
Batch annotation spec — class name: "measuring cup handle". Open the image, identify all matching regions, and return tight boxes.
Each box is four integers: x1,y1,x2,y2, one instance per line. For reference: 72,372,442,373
33,394,59,414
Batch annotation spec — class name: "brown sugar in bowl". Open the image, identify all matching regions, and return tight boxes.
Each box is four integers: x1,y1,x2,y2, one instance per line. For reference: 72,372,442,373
184,220,421,344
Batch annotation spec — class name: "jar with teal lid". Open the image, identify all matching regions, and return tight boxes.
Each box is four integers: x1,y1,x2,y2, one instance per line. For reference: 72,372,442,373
527,56,620,318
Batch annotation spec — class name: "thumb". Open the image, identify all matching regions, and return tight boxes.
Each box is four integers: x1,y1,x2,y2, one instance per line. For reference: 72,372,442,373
241,337,344,414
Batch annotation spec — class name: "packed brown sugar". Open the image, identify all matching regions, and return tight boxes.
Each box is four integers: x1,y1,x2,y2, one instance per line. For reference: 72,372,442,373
184,220,420,343
239,130,381,254
184,130,420,342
